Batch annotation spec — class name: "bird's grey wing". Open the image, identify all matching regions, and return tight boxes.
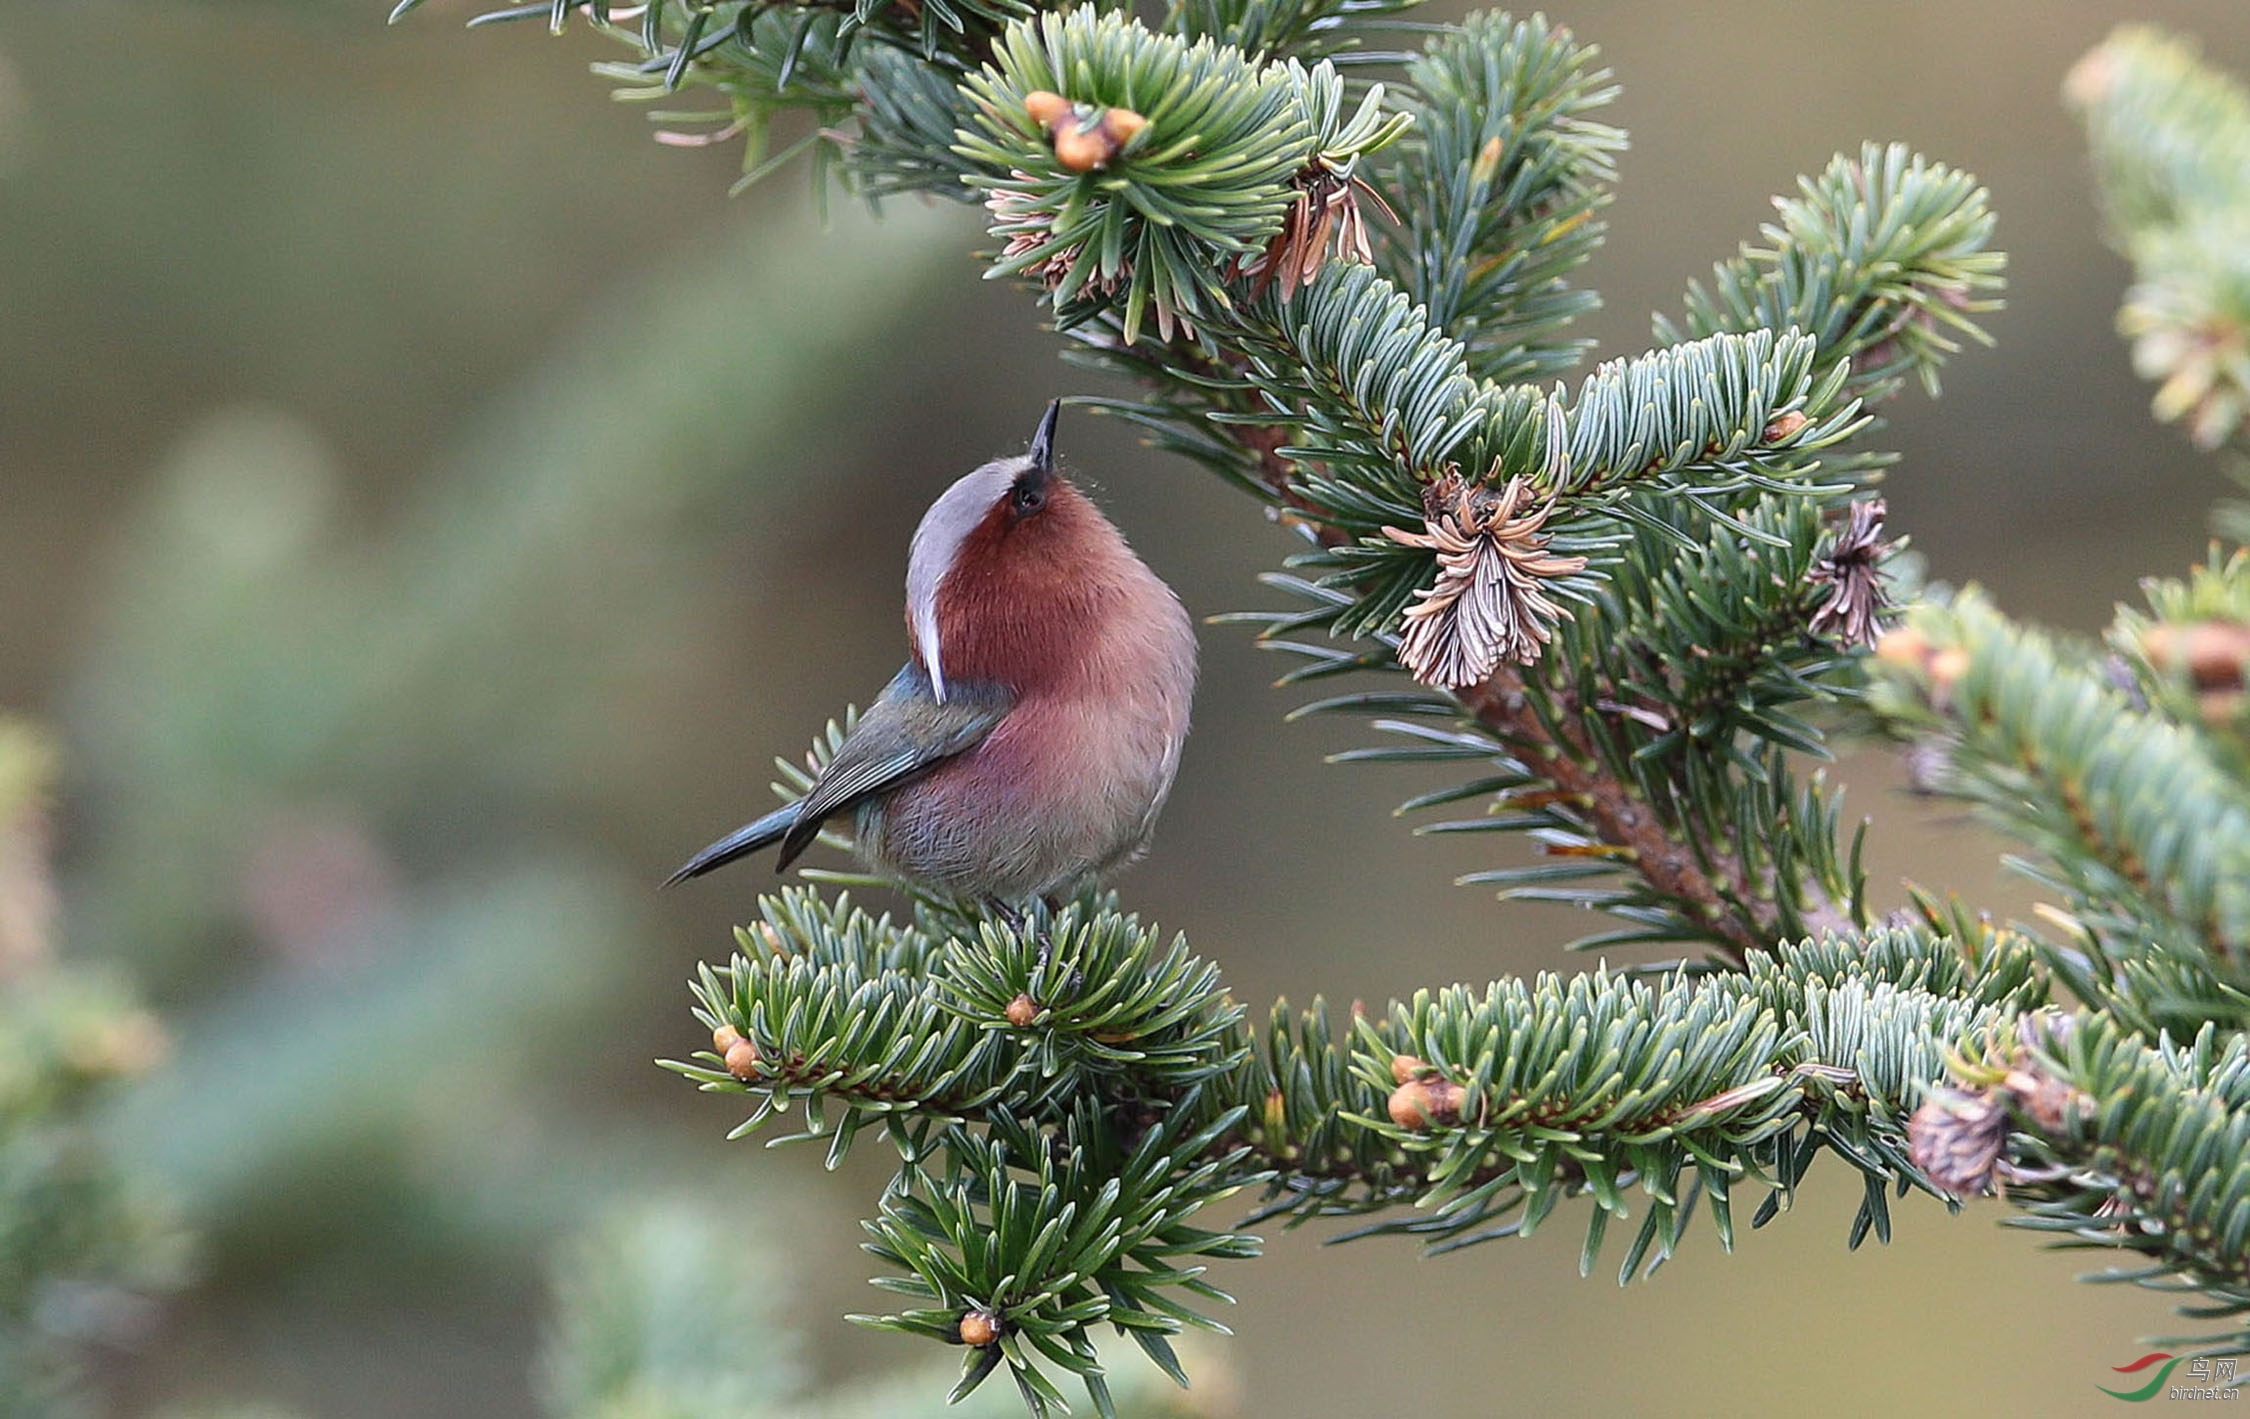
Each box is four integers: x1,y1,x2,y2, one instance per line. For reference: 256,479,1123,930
776,664,1012,868
666,800,801,884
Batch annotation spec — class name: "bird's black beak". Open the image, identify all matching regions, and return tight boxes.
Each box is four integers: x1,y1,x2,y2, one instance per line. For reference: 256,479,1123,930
1028,400,1060,477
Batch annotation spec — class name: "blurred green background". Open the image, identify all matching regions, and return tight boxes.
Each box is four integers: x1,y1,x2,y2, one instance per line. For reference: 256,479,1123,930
6,1,2250,1414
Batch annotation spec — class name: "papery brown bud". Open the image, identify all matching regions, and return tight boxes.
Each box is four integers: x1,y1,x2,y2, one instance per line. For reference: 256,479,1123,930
724,1037,761,1081
2184,622,2250,690
1387,1077,1465,1130
1763,410,1809,442
958,1310,1003,1347
1052,123,1111,172
1100,107,1147,147
2003,1065,2084,1134
1906,1086,2008,1195
1005,993,1039,1027
1390,1053,1427,1086
1806,497,1895,648
1023,90,1074,128
1385,471,1585,685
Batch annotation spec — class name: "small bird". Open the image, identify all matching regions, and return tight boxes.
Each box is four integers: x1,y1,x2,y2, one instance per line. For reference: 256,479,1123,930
668,402,1197,908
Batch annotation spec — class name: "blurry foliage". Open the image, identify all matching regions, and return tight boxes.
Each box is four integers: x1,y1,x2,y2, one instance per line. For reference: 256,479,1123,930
2069,26,2250,547
2071,26,2250,458
67,202,959,1005
0,722,185,1418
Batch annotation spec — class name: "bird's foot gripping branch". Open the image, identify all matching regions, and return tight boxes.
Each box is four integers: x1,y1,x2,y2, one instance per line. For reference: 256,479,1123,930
413,0,2250,1408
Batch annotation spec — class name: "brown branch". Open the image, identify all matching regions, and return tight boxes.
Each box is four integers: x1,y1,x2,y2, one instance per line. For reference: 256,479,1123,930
1232,422,1322,520
1452,667,1772,961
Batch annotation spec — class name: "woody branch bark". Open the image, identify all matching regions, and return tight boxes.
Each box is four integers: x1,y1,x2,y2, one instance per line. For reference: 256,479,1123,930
1453,667,1778,961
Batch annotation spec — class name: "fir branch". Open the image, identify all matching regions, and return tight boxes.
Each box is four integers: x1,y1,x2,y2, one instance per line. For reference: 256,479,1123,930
929,908,1250,1098
955,10,1322,342
1868,589,2250,1034
674,894,1247,1146
1454,495,1899,953
1109,136,1989,972
2110,548,2250,781
1447,665,1818,960
853,42,990,198
407,1,2068,1403
660,695,2048,1403
1063,13,1627,519
1918,1012,2250,1356
1233,924,2042,1265
1655,142,2003,405
1237,62,1415,296
1211,271,1864,539
675,891,1012,1146
678,894,2042,1323
590,4,863,180
449,0,1033,84
1374,12,1624,384
1553,328,1863,501
856,1101,1257,1419
1597,495,1872,761
1227,260,1512,515
1162,0,1424,64
1251,492,1886,960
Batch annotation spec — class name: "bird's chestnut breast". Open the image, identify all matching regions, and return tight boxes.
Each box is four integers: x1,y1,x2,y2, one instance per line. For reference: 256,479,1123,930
929,479,1136,698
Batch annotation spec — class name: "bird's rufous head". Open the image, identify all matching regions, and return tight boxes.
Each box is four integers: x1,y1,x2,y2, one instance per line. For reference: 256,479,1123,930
904,403,1151,700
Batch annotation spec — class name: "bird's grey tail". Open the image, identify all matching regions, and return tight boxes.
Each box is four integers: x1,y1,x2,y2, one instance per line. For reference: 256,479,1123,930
665,803,801,886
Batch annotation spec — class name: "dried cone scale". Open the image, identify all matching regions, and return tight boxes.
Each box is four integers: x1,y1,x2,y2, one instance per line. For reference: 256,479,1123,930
1384,472,1587,689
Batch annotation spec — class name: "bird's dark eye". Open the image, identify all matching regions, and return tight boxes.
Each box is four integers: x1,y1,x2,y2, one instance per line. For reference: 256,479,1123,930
1011,483,1047,516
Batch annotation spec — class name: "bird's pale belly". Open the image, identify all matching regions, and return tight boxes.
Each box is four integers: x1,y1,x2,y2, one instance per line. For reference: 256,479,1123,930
854,695,1176,902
